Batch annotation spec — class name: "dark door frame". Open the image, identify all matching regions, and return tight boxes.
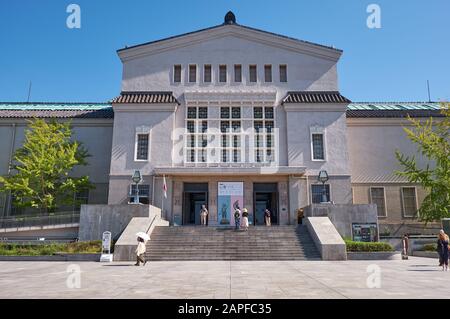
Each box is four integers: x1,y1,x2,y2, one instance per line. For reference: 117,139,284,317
253,191,279,226
182,191,208,225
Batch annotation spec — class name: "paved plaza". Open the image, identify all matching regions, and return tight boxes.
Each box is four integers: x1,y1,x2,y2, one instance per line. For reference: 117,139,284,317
0,257,448,299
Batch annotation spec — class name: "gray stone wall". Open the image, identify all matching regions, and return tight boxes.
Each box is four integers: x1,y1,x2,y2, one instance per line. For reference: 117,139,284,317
78,204,156,241
304,203,378,239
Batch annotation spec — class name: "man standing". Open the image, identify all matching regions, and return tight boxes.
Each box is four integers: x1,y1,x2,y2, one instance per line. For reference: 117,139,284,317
200,204,208,226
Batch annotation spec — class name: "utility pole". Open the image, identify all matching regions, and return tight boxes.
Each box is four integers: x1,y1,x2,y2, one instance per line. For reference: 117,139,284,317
27,81,32,102
427,80,431,102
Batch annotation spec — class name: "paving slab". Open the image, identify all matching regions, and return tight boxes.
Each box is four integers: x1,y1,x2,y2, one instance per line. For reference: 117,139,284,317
0,257,448,298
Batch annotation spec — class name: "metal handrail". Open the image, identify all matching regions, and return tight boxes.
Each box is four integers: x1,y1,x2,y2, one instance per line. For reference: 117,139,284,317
0,212,80,229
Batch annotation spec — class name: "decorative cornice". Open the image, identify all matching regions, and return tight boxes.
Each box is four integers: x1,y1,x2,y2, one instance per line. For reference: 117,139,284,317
184,90,277,104
118,25,342,62
284,103,347,112
112,103,178,112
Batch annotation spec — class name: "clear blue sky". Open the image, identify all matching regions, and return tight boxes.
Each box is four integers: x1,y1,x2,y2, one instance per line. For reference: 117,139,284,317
0,0,448,102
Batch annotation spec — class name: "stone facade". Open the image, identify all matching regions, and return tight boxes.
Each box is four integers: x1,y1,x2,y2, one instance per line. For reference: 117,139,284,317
0,13,442,235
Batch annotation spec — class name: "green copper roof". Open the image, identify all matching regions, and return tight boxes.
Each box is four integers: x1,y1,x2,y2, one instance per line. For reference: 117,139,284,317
0,101,443,111
0,102,112,111
348,102,441,111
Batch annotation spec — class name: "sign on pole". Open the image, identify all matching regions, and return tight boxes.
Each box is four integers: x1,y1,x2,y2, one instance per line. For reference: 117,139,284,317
102,231,111,255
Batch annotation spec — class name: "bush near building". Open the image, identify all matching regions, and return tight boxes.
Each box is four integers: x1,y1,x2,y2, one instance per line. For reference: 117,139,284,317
0,240,101,256
421,243,438,252
344,240,394,252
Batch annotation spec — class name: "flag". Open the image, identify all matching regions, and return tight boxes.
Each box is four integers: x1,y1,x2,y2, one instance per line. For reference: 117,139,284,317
163,175,167,198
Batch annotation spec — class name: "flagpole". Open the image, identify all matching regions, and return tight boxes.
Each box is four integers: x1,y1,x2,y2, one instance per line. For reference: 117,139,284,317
161,185,164,220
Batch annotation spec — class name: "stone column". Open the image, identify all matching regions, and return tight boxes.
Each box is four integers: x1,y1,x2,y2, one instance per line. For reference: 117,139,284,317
244,180,253,224
208,181,218,225
278,181,289,225
288,176,308,225
172,181,183,225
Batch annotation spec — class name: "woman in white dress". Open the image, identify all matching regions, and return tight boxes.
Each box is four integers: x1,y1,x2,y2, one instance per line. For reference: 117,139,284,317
241,208,249,231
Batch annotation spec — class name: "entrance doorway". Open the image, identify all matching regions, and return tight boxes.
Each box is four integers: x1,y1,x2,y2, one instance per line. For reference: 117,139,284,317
253,183,278,225
182,183,208,225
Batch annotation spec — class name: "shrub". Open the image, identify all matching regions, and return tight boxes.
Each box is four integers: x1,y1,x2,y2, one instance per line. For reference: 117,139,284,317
421,243,437,252
345,240,394,252
0,240,101,256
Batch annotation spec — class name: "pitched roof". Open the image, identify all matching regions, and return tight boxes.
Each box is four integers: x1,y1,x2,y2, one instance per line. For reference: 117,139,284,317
283,91,351,104
111,92,179,104
117,18,341,54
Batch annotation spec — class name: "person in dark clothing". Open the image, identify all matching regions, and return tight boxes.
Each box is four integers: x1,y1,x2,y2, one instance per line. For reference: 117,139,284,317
437,234,444,267
234,208,241,230
437,230,449,271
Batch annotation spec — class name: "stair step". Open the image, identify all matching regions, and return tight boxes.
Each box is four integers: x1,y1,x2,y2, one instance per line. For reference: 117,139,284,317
144,225,320,261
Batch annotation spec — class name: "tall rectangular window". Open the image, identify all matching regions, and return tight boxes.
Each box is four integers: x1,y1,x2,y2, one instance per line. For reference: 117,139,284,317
136,134,149,160
312,133,325,160
130,184,150,204
219,65,227,82
370,187,386,217
234,64,242,82
402,187,417,217
189,65,196,83
264,65,272,82
311,184,330,203
279,64,287,82
204,64,212,83
74,189,89,212
174,65,181,83
249,65,257,82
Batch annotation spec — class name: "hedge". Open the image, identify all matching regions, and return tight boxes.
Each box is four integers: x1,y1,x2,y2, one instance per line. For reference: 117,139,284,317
0,240,102,256
344,240,394,252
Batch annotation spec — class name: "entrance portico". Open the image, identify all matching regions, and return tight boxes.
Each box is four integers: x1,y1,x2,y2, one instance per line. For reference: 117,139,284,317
153,166,306,226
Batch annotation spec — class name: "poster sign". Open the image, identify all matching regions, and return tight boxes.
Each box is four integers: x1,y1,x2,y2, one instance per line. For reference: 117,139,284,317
102,231,112,253
352,223,378,242
217,182,244,226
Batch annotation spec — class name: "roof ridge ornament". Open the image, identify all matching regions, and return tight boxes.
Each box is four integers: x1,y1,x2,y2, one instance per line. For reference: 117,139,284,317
224,11,236,24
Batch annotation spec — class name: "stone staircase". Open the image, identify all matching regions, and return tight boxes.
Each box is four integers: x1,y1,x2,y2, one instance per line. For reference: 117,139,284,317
145,225,321,261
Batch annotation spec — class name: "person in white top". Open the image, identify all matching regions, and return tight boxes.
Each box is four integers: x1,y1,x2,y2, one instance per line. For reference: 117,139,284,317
135,237,147,266
241,208,249,231
200,205,208,226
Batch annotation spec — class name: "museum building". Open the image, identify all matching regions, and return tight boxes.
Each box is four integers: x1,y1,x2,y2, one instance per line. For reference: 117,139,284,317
0,12,444,235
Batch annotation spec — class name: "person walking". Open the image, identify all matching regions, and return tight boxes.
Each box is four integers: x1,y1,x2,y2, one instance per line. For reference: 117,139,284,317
200,204,208,226
437,229,449,271
264,209,271,226
297,208,304,224
234,208,241,230
241,208,249,231
135,237,147,266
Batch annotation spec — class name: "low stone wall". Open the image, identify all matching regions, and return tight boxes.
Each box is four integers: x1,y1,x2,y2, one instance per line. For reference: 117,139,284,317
347,251,401,260
304,203,378,240
78,204,159,241
305,217,347,260
113,211,169,261
0,226,79,239
412,251,439,259
0,253,100,262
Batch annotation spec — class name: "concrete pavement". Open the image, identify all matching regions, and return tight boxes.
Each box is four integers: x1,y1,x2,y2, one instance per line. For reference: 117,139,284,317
0,257,448,299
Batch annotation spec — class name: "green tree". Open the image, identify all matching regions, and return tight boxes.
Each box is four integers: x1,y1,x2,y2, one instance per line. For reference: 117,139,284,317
0,119,93,214
395,102,450,223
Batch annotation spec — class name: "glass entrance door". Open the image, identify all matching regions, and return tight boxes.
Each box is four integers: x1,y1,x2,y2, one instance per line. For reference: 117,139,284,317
183,192,207,225
253,191,278,225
